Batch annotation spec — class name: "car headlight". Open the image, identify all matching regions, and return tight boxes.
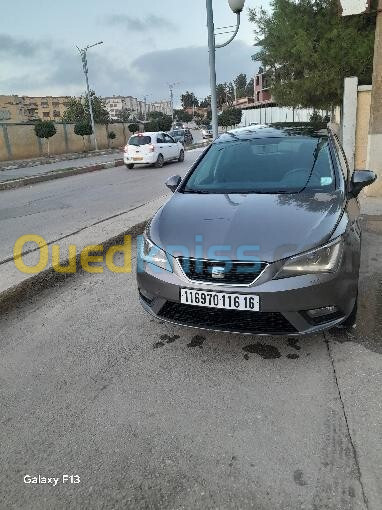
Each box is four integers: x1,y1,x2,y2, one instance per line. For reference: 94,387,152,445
138,234,172,272
275,238,343,279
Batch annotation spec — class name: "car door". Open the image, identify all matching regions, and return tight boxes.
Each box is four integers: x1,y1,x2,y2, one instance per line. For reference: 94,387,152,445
164,133,178,159
156,133,168,160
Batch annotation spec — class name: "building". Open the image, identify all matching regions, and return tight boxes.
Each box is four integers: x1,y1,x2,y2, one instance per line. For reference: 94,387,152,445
254,69,273,105
0,95,72,123
104,96,172,120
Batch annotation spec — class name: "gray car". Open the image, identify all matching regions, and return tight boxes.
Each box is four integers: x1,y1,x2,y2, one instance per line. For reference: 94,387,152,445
137,126,376,335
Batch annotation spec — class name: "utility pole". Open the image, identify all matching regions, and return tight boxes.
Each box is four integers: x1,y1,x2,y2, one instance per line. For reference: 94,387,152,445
168,83,179,123
206,0,245,139
76,41,103,151
367,0,382,195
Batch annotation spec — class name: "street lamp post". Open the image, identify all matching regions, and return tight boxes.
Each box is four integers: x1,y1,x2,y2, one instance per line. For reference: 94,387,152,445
206,0,245,139
77,41,103,150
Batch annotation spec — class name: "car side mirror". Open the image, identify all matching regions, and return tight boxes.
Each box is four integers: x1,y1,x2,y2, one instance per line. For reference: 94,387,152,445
349,170,377,197
165,175,181,192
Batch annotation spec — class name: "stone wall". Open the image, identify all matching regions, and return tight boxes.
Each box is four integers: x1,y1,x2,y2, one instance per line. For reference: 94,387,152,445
0,122,131,161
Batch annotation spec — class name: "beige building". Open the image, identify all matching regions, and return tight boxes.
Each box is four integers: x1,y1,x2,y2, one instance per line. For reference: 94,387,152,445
0,95,72,123
104,95,171,120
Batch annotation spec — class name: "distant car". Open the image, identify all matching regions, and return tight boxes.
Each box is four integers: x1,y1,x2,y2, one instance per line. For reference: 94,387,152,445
124,132,184,169
169,129,194,146
173,122,184,130
201,125,213,139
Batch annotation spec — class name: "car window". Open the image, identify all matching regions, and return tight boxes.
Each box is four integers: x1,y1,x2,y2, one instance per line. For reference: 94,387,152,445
164,134,174,143
129,135,151,146
156,133,164,144
182,137,335,194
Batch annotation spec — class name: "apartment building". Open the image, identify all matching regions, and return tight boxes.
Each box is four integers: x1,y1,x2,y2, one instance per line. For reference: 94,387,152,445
104,96,171,120
0,95,72,123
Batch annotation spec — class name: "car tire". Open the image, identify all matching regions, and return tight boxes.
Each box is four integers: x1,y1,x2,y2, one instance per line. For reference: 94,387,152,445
126,164,134,169
178,149,185,162
155,154,164,168
339,296,358,330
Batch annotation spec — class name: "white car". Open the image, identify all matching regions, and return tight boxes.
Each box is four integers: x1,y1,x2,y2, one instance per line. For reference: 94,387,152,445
124,132,184,169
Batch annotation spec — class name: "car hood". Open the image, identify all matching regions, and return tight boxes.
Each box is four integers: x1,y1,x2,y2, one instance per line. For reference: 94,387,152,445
150,191,345,262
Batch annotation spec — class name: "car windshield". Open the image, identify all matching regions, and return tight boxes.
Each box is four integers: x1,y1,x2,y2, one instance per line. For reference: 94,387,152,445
129,135,151,146
170,131,183,136
182,136,335,194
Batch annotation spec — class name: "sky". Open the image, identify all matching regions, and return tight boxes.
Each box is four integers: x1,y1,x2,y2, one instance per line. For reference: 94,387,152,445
0,0,269,106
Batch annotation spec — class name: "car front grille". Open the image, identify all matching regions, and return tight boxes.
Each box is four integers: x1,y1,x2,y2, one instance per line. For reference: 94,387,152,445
158,302,297,334
178,258,267,285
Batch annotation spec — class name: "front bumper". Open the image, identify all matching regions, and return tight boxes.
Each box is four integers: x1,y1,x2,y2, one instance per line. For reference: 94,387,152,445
137,256,358,336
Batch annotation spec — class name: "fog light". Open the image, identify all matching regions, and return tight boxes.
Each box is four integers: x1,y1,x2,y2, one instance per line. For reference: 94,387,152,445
306,306,338,318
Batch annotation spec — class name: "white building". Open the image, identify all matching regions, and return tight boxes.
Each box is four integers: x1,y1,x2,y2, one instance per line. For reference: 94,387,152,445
104,96,172,120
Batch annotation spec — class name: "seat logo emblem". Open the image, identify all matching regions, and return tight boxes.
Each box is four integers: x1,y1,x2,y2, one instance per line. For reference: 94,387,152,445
211,266,225,279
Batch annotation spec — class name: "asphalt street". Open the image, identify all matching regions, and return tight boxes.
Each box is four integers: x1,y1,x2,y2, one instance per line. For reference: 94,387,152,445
1,217,381,509
0,147,205,263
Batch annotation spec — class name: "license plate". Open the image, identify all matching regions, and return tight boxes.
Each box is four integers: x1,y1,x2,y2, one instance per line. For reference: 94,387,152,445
180,289,259,311
133,157,143,161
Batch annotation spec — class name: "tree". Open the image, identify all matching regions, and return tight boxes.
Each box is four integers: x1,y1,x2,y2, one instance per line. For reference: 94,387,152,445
108,130,116,147
181,91,199,109
200,96,211,108
234,73,247,99
245,78,254,98
146,111,172,132
34,120,56,156
128,123,140,134
173,109,193,123
63,92,110,124
218,108,242,129
216,84,226,108
74,121,93,151
116,108,132,123
249,0,376,109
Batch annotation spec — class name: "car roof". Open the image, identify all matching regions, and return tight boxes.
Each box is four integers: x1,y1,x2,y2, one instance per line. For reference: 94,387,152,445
130,132,162,137
215,124,328,143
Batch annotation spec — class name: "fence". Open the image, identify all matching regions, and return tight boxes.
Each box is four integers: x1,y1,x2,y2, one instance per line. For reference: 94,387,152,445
0,122,132,161
240,106,323,126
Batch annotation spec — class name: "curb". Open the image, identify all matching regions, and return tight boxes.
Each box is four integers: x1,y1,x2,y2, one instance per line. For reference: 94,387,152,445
0,194,168,312
0,159,124,191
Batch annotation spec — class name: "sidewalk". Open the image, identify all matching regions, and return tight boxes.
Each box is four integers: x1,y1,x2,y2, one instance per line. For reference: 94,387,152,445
0,149,123,183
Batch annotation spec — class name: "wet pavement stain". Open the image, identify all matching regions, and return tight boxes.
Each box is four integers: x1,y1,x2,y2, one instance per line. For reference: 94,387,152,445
153,341,165,349
287,353,299,360
242,343,281,359
160,334,180,344
293,469,308,486
287,338,301,351
187,335,205,348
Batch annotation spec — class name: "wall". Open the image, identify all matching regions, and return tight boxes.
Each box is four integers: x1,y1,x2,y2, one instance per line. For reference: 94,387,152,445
355,86,372,169
0,122,131,161
241,106,322,126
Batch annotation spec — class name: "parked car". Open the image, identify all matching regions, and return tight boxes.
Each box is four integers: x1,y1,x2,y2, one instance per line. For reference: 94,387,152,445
124,132,184,169
137,125,376,335
201,125,213,139
169,129,194,146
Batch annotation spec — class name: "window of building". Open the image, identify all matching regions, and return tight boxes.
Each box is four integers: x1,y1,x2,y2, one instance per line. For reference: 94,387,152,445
43,112,50,118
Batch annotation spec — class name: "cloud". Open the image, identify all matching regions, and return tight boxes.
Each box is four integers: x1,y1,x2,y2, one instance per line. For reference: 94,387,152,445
0,33,43,57
104,14,177,32
131,40,259,99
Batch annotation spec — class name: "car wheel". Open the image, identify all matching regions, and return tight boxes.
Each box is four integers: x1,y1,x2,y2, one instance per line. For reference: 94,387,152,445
339,296,358,330
126,164,134,169
178,149,185,162
155,154,164,168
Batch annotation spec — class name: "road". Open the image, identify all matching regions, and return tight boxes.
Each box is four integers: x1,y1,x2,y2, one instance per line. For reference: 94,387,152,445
0,148,205,263
1,216,381,509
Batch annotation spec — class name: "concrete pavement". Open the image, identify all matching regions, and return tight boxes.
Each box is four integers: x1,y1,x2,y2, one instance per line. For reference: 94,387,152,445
0,148,205,264
0,212,381,509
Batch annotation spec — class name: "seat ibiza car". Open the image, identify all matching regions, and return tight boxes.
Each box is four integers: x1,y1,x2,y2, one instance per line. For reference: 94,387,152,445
124,132,184,169
137,126,376,335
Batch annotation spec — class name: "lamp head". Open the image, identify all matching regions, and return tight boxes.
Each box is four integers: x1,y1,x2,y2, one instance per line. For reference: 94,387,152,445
228,0,245,13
